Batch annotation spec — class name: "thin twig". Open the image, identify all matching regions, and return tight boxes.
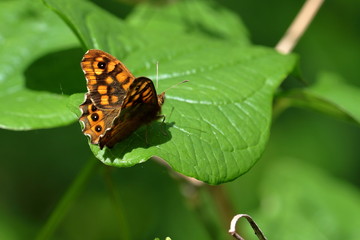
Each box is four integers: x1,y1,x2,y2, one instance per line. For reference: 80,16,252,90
275,0,324,54
229,214,267,240
152,156,225,240
156,61,159,89
151,156,204,186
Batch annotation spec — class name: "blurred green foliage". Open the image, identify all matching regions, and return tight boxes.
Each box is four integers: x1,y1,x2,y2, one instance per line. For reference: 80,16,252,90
0,0,359,239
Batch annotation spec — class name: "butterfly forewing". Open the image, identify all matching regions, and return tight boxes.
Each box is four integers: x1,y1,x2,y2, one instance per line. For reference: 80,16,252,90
81,49,135,109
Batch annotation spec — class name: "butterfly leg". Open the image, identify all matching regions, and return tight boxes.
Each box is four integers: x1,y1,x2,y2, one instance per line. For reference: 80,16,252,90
144,125,150,145
157,115,168,136
159,106,175,136
159,114,166,123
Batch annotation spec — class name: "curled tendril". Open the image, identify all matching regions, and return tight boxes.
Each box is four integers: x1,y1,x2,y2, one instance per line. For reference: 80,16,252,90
228,214,267,240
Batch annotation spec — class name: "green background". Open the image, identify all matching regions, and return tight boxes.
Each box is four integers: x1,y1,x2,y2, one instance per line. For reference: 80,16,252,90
0,0,359,239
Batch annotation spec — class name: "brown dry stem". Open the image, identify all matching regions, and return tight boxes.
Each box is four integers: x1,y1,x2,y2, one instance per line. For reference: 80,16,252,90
228,214,267,240
275,0,324,54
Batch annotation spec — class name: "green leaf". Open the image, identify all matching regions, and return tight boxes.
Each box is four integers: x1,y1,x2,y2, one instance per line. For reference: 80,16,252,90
43,0,146,59
306,72,360,124
285,72,360,125
253,159,360,239
70,38,296,184
127,0,249,44
0,89,76,130
52,0,296,184
0,0,79,130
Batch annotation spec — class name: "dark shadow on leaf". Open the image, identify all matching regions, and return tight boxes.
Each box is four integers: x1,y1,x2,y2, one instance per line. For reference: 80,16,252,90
90,0,133,19
100,121,174,162
25,47,85,95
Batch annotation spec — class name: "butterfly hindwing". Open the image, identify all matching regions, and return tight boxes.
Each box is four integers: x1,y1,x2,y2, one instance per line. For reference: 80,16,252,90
123,77,159,108
79,94,120,145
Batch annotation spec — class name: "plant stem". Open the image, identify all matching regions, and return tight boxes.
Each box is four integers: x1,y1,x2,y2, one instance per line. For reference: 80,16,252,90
36,158,98,240
102,166,132,240
207,185,236,230
272,97,292,121
153,156,236,239
191,186,224,240
275,0,324,54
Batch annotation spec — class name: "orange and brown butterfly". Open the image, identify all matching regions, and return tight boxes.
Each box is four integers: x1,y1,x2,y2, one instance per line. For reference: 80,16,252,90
79,49,165,149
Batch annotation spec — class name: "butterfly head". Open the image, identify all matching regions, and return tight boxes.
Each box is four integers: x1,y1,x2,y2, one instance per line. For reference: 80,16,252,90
157,80,188,106
158,92,165,106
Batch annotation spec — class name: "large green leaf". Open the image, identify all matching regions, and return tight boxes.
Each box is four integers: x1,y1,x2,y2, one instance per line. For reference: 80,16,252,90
48,0,296,184
42,0,145,59
0,0,79,130
127,0,249,44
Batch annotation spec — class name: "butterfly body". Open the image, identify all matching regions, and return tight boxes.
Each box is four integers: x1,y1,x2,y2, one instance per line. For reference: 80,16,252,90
79,49,164,149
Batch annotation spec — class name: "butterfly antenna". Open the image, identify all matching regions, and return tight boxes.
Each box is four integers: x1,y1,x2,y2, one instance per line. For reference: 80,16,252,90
162,80,189,93
59,83,64,95
156,61,159,89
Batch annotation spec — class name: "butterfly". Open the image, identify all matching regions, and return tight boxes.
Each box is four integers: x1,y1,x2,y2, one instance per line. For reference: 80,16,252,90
79,49,165,149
